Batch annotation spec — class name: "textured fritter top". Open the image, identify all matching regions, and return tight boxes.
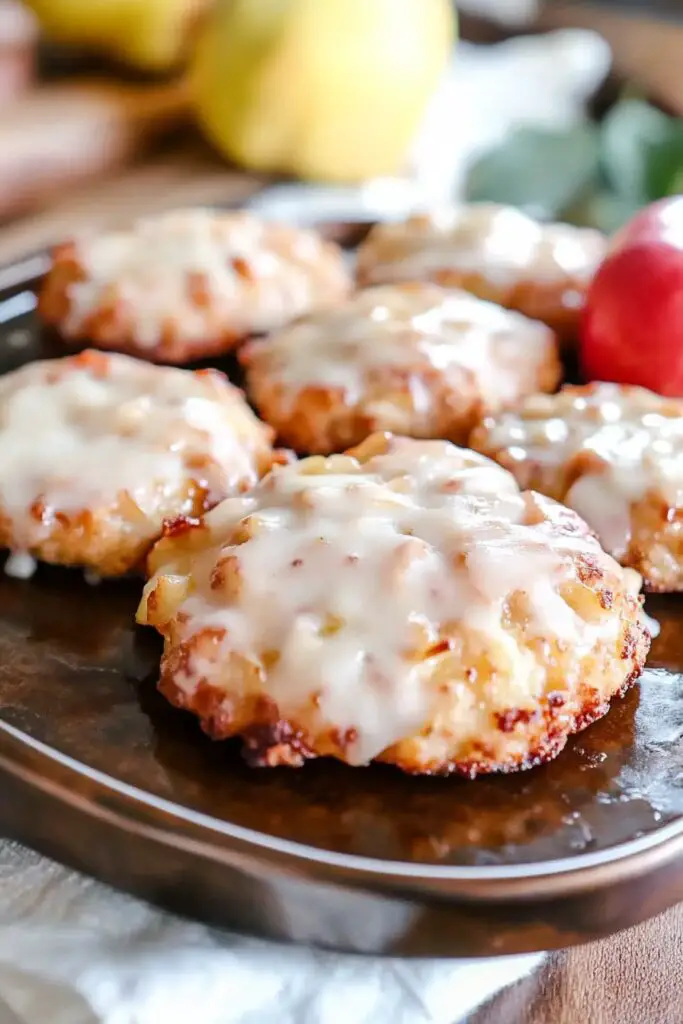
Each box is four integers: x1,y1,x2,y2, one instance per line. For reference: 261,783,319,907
243,282,557,405
357,204,606,289
139,433,646,770
39,209,351,360
472,383,683,560
0,350,273,548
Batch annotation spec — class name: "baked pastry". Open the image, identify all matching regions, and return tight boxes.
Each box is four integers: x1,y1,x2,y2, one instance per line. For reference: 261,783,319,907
138,432,649,776
240,282,561,454
38,208,351,364
356,204,606,341
0,350,276,577
470,382,683,591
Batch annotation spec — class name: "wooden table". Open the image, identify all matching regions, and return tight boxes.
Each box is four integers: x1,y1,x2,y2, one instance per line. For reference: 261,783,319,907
1,148,682,1024
473,909,683,1024
0,144,266,262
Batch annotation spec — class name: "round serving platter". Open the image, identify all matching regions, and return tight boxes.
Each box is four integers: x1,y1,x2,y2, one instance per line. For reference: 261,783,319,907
2,248,683,958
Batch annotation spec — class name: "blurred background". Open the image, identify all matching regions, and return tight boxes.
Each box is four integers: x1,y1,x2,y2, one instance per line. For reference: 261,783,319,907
0,0,682,258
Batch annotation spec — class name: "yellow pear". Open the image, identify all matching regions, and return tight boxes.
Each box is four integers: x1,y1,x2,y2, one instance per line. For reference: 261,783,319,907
193,0,455,182
24,0,211,72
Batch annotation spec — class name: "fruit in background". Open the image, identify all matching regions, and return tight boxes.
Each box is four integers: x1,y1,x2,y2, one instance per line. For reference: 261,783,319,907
192,0,455,183
581,196,683,395
465,98,683,234
23,0,211,72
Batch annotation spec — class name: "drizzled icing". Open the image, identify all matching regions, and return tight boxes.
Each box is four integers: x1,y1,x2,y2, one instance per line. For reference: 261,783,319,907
141,435,630,765
358,203,606,288
0,352,271,544
245,283,556,408
4,551,37,579
476,383,683,558
63,209,349,347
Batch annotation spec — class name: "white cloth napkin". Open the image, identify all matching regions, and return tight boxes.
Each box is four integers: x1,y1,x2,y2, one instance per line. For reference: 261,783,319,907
411,30,611,203
0,841,543,1024
249,30,612,227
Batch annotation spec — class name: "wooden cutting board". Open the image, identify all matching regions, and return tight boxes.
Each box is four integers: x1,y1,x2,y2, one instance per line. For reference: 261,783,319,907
0,77,191,220
0,0,38,107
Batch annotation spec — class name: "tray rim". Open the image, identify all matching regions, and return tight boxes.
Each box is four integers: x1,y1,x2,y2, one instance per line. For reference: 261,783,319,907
3,241,683,955
5,716,683,902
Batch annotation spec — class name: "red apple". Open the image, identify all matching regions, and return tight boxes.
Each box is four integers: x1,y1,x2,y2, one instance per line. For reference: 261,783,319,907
614,196,683,247
580,196,683,396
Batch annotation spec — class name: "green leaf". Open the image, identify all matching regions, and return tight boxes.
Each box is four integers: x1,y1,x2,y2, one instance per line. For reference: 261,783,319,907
568,191,642,234
600,98,673,201
644,131,683,200
465,124,601,221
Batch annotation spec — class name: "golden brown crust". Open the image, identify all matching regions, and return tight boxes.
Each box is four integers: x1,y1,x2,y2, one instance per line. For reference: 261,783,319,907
0,350,276,576
139,432,649,775
38,210,352,364
470,383,683,592
38,243,242,365
356,207,606,344
0,483,213,577
622,499,683,592
155,615,647,777
240,283,561,455
243,370,486,455
416,267,589,342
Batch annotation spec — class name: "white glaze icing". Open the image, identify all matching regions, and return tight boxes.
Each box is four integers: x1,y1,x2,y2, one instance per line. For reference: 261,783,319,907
248,284,556,409
0,352,269,545
143,437,627,765
4,551,37,579
479,384,683,558
64,209,347,347
641,608,661,639
359,203,606,288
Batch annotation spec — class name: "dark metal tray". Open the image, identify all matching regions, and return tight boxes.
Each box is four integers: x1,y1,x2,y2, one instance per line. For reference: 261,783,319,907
1,249,683,957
